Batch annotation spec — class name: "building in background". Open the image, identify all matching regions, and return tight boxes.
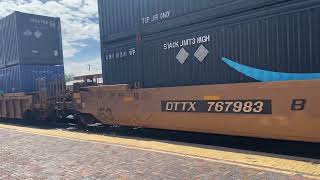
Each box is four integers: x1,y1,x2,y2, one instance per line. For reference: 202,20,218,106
66,74,103,91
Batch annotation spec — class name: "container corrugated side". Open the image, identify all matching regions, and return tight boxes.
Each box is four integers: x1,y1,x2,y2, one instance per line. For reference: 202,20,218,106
98,0,291,43
102,39,142,85
14,12,63,66
0,17,5,68
0,21,3,68
141,0,320,88
0,11,63,68
102,0,320,88
0,65,64,93
0,13,19,69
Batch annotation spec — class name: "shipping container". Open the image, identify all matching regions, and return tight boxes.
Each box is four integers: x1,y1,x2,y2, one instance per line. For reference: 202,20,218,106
0,65,64,93
102,0,320,88
98,0,292,43
0,11,63,68
102,39,142,85
0,13,18,69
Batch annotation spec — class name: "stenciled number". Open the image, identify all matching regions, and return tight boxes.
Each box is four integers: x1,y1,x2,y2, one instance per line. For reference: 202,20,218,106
207,102,216,112
215,102,224,112
224,102,234,112
207,101,265,113
243,101,253,113
233,101,243,112
253,101,264,113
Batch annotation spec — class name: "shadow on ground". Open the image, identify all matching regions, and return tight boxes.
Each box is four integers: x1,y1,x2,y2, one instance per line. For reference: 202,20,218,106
1,118,319,161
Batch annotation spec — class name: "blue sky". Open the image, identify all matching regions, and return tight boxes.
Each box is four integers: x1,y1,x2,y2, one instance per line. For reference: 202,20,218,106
0,0,102,76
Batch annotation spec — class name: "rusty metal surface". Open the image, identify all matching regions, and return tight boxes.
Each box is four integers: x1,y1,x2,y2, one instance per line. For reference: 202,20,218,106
0,75,66,120
0,94,33,119
78,80,320,143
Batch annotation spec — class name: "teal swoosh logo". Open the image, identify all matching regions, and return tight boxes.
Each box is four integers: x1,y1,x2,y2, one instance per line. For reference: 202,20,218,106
222,57,320,82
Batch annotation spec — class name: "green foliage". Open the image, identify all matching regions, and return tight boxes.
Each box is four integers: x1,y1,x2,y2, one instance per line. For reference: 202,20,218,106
65,74,74,82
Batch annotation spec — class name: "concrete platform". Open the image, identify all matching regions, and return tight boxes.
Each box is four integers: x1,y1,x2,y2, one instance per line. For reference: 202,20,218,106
0,124,319,180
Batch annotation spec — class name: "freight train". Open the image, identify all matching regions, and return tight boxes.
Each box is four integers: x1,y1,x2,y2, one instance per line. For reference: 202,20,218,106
1,0,320,143
0,12,68,121
79,0,320,143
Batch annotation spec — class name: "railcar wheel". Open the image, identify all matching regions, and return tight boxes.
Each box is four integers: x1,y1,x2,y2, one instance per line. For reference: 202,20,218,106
23,110,33,121
75,113,97,128
74,113,86,128
24,109,42,122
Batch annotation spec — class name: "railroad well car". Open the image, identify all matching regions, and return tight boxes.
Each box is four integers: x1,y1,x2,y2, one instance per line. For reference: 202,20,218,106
0,12,66,120
74,0,320,143
77,80,320,143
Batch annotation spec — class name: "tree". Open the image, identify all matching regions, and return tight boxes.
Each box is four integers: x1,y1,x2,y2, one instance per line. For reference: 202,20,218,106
65,74,74,82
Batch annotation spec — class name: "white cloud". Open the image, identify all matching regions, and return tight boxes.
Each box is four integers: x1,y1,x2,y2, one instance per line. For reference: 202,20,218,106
0,0,100,58
59,0,83,8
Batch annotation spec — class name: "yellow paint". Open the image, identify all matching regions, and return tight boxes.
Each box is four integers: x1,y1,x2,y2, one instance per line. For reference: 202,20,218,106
73,93,81,99
123,96,134,102
0,124,319,179
203,96,220,100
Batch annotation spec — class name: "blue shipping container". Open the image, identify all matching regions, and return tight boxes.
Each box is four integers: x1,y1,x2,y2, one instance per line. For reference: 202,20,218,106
0,65,64,93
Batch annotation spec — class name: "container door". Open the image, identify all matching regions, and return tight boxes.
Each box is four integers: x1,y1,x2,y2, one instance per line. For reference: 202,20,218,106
16,12,63,65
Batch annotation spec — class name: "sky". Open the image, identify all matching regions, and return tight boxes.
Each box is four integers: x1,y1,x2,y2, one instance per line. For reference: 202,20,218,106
0,0,102,76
